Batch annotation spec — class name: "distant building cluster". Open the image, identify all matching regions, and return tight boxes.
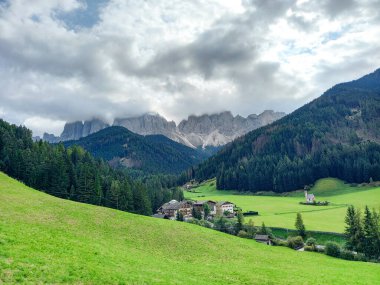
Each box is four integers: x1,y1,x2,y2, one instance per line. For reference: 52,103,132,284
152,200,235,220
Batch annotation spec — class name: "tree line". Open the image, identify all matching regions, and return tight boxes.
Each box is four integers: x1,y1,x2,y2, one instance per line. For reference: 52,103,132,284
345,205,380,260
0,119,183,216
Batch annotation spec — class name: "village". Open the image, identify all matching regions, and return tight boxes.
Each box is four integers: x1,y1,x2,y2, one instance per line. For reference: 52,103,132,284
152,199,235,220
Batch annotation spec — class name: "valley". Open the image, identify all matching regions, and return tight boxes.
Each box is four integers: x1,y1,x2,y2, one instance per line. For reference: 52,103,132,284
185,178,380,232
1,172,379,285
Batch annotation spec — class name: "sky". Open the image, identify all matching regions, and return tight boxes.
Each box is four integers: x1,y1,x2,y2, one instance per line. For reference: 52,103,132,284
1,0,380,136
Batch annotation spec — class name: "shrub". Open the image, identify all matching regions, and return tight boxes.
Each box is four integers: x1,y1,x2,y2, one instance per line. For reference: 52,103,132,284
272,239,288,247
237,230,248,238
304,245,315,252
354,253,367,262
287,236,304,249
325,242,341,257
305,237,316,247
340,250,355,261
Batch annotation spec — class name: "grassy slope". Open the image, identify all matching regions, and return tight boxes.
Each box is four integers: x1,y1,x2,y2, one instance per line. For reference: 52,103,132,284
185,178,380,232
1,172,379,284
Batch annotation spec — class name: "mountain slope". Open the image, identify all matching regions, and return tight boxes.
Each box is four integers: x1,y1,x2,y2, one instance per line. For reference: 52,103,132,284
1,171,379,285
195,69,380,192
63,126,208,174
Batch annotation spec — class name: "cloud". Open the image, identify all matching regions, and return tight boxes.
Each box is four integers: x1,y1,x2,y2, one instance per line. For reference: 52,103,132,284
0,0,380,136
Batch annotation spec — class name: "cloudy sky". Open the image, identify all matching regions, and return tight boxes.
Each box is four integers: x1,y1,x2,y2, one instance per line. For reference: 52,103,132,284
1,0,380,136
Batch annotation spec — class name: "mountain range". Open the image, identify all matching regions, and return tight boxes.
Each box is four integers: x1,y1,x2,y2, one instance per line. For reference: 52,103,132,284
42,110,285,148
195,68,380,192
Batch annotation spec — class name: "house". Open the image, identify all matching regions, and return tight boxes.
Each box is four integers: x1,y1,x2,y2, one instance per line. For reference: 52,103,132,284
157,200,193,219
304,191,315,203
254,234,272,245
193,200,217,215
216,201,234,215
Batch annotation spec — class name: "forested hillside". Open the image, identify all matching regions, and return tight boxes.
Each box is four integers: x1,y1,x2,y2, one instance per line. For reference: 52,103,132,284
63,126,208,175
0,119,183,215
195,69,380,192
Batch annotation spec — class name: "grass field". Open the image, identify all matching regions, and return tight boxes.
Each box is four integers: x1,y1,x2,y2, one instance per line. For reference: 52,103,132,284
185,178,380,233
1,172,380,284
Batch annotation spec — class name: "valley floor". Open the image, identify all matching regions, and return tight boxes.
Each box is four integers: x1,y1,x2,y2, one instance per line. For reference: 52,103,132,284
1,172,379,284
185,178,380,232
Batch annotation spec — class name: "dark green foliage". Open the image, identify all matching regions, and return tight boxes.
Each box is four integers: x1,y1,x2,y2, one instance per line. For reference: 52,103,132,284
192,207,202,220
195,69,380,192
325,242,341,257
287,236,304,249
295,213,306,238
236,210,244,233
344,205,364,252
344,205,380,260
0,119,181,216
340,250,355,261
64,127,209,175
203,203,210,219
305,237,316,247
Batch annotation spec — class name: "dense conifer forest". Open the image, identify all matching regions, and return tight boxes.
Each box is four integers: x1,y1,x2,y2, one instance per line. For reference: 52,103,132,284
63,126,209,175
0,119,183,215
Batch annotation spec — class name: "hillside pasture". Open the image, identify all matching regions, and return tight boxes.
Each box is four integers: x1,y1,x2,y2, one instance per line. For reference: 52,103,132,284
1,172,380,284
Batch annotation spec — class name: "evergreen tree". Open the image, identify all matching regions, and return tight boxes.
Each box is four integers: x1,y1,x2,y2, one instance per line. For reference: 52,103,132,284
295,213,306,238
344,205,364,251
203,203,210,219
235,210,244,233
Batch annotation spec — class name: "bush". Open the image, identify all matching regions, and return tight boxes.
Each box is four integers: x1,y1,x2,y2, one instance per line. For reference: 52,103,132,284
272,239,288,247
287,236,304,250
325,242,341,257
237,230,248,238
304,245,315,252
340,250,355,261
305,237,316,247
354,253,367,262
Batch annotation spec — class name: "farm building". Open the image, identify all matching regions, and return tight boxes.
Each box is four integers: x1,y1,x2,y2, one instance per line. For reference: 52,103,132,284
157,200,193,219
216,201,234,215
193,200,217,215
254,235,272,245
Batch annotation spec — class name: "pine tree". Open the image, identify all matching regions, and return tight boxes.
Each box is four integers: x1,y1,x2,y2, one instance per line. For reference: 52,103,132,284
344,205,364,251
236,210,244,233
295,213,306,238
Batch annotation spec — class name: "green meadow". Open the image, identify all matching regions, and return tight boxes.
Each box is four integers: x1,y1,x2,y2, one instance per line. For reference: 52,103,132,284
185,178,380,232
1,172,380,284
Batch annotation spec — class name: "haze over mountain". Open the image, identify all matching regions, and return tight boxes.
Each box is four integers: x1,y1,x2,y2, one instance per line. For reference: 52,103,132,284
42,110,285,148
195,68,380,192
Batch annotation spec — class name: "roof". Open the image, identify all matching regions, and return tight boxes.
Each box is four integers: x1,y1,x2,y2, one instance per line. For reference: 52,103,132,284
216,201,234,206
194,200,216,206
254,235,270,241
159,200,193,211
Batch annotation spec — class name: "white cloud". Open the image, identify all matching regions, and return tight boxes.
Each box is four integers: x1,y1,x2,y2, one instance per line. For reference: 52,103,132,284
0,0,380,136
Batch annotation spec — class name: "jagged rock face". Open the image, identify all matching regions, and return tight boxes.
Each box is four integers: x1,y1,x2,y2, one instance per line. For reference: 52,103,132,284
83,119,109,137
115,111,286,148
177,110,286,148
42,133,60,143
60,121,84,141
46,111,285,147
113,113,176,136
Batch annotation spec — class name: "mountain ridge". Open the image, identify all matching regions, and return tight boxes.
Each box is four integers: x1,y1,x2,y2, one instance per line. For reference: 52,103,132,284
42,110,286,148
194,68,380,192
